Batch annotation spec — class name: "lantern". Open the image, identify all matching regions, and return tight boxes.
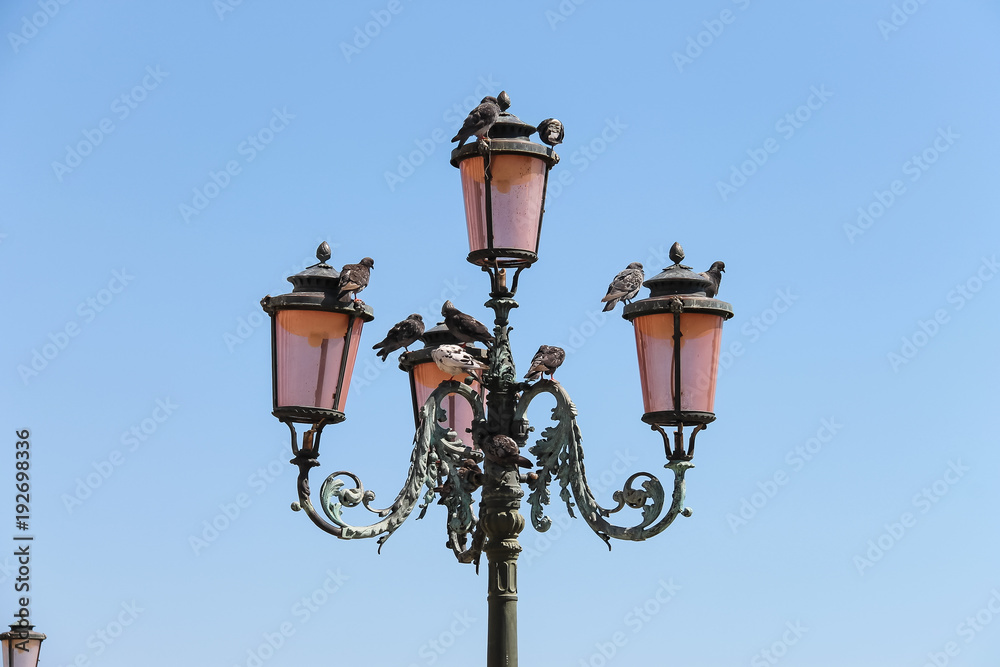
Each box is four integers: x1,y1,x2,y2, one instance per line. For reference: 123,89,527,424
261,243,374,427
398,324,486,448
622,248,733,434
450,95,559,268
0,624,45,667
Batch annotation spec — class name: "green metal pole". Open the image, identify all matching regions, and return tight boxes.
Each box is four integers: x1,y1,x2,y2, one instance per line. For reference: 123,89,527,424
479,271,526,666
481,458,524,667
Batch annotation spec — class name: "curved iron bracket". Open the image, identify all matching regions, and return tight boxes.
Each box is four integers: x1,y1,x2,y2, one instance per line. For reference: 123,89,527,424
287,381,485,558
514,380,694,549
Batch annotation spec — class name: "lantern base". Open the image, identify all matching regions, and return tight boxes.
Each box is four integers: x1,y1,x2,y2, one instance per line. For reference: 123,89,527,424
467,248,538,268
273,406,347,425
641,411,716,427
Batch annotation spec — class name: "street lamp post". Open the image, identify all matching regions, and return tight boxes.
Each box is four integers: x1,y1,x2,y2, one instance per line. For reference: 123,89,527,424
260,93,734,666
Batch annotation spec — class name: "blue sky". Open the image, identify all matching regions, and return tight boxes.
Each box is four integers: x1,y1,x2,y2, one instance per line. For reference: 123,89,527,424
3,1,1000,665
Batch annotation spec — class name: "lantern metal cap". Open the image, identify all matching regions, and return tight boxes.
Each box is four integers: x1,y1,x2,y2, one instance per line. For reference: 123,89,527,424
450,94,559,167
398,323,487,372
643,264,712,298
0,623,46,641
622,242,733,321
261,242,374,322
287,241,340,293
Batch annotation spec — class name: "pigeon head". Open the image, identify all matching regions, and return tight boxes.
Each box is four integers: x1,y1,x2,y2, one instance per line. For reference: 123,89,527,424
360,257,375,269
480,96,499,106
408,313,423,321
709,261,725,273
441,300,457,316
627,262,643,270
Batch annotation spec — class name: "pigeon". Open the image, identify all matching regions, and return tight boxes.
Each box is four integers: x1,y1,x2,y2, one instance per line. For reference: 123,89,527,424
536,118,564,146
372,314,424,361
699,261,725,298
601,262,644,312
431,344,488,382
524,345,565,381
451,96,501,148
482,434,532,468
337,257,374,301
442,300,495,346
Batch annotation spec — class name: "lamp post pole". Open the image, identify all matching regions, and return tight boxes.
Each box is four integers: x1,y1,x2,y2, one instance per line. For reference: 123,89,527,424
261,92,734,667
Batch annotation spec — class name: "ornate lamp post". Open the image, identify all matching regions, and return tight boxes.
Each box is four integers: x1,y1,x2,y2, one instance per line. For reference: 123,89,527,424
261,93,733,666
0,624,45,667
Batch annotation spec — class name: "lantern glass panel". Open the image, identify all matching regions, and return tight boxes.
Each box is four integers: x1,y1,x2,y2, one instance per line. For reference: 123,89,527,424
275,310,359,411
335,316,364,411
459,154,546,255
633,312,723,415
412,361,480,449
2,635,41,667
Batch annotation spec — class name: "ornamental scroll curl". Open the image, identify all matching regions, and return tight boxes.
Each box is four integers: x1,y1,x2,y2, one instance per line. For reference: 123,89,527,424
288,381,485,558
515,380,693,549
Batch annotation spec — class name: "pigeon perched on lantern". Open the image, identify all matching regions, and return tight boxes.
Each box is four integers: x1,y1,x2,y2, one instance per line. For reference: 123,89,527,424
601,262,644,312
372,314,425,361
431,344,489,383
451,96,501,148
442,300,495,347
337,257,374,302
536,118,564,146
699,261,725,298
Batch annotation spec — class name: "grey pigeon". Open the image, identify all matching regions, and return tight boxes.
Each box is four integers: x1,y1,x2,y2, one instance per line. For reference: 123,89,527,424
442,300,495,346
337,257,374,301
699,261,725,298
481,434,532,469
524,345,565,381
372,314,424,361
451,96,501,148
431,344,488,382
536,118,564,146
601,262,644,312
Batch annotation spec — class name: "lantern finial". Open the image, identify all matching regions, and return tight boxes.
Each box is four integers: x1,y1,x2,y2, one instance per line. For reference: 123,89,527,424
668,241,691,269
317,241,332,265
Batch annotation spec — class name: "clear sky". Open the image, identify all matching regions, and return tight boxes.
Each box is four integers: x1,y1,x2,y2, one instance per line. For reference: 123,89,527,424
3,1,1000,666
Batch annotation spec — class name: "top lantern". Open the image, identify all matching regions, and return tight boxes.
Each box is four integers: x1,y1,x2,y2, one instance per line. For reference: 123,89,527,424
451,92,560,268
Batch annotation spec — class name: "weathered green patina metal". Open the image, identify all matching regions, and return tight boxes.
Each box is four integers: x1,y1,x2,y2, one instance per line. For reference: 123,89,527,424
286,380,484,558
282,269,705,666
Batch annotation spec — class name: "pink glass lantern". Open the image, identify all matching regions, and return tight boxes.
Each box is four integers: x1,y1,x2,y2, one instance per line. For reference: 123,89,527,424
399,324,486,449
261,243,374,426
451,96,559,268
623,246,733,432
0,625,45,667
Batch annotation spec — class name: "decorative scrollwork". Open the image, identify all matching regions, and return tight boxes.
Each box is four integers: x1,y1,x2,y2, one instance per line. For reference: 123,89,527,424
516,380,694,548
288,382,485,558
